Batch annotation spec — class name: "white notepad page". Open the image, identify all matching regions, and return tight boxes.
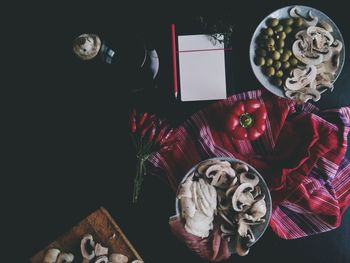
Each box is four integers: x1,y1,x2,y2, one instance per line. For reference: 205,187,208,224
178,34,227,101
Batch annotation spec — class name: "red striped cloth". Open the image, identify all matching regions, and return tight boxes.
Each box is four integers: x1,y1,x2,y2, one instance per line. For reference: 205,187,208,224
148,90,350,242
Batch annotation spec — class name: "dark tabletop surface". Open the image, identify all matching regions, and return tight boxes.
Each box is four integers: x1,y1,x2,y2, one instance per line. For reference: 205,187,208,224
8,0,349,262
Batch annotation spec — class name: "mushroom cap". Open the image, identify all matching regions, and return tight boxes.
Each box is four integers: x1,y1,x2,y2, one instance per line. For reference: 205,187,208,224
73,33,101,60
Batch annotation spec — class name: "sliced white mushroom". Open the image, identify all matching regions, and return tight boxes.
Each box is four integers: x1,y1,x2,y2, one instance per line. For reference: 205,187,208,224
289,7,318,26
252,185,262,198
81,234,95,260
285,65,318,91
225,184,238,197
218,210,235,227
249,198,267,221
95,243,109,257
196,159,222,175
94,256,109,263
56,253,74,263
109,253,129,263
239,172,259,187
42,248,60,263
319,21,333,32
292,39,323,65
236,227,255,257
236,213,263,237
131,260,144,263
316,39,343,83
206,164,225,178
232,163,249,173
231,183,255,212
307,26,334,49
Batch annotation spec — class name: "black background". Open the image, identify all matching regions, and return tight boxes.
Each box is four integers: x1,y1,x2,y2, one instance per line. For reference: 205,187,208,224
6,0,350,262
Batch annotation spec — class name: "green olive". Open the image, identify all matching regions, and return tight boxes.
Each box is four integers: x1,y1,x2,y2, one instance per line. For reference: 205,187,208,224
282,61,290,69
294,17,304,27
276,70,284,78
258,48,267,57
275,24,283,32
277,39,285,49
267,45,275,52
289,57,298,66
272,51,281,60
285,49,292,57
278,31,287,40
278,48,284,54
273,61,282,70
266,66,275,77
273,78,283,87
265,58,273,66
266,37,275,46
283,18,294,26
268,18,279,27
255,56,265,66
285,26,293,34
264,27,274,36
281,52,290,62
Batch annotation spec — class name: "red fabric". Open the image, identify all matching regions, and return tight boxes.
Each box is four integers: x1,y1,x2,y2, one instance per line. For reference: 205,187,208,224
148,90,350,260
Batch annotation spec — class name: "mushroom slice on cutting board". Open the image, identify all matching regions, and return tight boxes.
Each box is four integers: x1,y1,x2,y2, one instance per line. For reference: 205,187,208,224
81,234,96,260
56,253,74,263
109,253,129,263
94,256,109,263
43,248,60,263
95,243,109,257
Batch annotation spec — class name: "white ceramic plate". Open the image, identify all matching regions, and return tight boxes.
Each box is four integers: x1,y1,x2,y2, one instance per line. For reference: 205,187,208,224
249,5,345,98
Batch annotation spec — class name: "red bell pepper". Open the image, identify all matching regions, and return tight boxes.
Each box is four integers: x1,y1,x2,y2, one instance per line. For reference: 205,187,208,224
226,99,267,140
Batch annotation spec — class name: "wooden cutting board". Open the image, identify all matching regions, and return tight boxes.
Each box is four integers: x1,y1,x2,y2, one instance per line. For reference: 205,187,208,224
31,207,142,263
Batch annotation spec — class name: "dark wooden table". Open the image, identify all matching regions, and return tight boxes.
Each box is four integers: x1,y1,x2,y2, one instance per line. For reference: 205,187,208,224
10,1,349,262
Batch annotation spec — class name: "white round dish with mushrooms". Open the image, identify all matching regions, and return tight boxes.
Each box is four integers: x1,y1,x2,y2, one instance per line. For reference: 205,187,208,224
176,158,271,256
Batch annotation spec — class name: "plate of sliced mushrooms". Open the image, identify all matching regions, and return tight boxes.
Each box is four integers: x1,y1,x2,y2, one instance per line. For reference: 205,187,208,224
176,157,272,256
250,5,345,103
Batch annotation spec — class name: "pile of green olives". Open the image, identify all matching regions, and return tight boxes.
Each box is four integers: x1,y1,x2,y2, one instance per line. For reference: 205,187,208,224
254,16,304,87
